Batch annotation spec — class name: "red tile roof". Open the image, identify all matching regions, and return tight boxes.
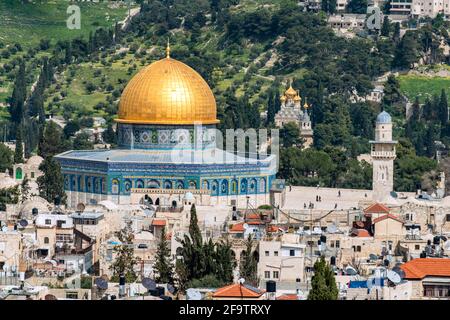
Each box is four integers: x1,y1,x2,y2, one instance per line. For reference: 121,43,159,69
276,294,298,300
247,221,264,225
400,258,450,279
372,214,403,224
152,219,166,226
351,228,371,237
229,223,245,233
213,283,265,298
266,225,282,233
246,213,261,220
364,203,390,214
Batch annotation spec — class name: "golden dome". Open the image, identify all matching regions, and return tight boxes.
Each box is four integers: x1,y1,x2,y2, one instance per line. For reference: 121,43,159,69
285,85,297,97
116,55,219,125
294,94,301,102
280,95,286,102
304,100,310,109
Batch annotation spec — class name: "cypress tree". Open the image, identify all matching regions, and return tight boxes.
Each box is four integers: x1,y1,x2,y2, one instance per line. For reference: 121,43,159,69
438,89,448,124
215,239,236,284
189,204,202,247
239,234,258,286
110,221,137,282
393,22,400,43
38,121,68,158
308,256,338,300
8,60,27,126
36,156,67,205
380,15,391,37
14,128,24,164
154,226,174,284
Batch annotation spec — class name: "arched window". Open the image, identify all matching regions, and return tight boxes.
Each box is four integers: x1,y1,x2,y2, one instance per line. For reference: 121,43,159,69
249,178,257,193
189,181,197,189
259,178,266,193
176,180,184,189
164,180,172,189
147,180,160,189
231,180,238,194
211,180,219,196
112,179,119,194
240,178,247,194
124,179,132,193
221,180,228,195
15,167,22,180
136,179,144,189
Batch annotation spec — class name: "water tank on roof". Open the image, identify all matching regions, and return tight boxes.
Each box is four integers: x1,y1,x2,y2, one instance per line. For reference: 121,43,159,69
266,280,276,293
330,256,336,266
433,236,441,245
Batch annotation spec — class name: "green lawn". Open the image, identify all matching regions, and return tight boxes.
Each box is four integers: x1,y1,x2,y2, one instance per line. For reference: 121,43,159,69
0,0,128,48
398,75,450,103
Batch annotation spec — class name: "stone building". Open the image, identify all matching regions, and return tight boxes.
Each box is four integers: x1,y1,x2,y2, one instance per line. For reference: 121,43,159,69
258,233,306,284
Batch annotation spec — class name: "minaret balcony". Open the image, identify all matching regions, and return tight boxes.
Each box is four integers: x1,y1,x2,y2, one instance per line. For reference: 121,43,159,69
371,151,396,158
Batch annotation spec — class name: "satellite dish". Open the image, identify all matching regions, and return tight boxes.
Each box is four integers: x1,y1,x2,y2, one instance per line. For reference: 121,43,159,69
387,270,401,285
345,266,358,275
392,267,406,279
327,224,337,233
369,254,378,261
19,220,28,227
142,278,156,290
95,277,108,290
243,223,249,230
45,294,57,300
238,278,245,284
1,226,7,232
167,284,176,295
2,263,9,271
186,288,202,300
444,241,450,251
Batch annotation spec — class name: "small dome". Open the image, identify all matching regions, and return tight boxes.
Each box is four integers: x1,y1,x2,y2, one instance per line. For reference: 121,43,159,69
294,94,301,102
376,111,392,124
184,192,194,200
280,95,286,102
0,172,18,189
26,155,44,166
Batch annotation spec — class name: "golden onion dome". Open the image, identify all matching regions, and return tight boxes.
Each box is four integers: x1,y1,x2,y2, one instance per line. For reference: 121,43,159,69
304,101,310,109
280,95,286,102
294,94,301,102
285,85,297,97
116,50,218,125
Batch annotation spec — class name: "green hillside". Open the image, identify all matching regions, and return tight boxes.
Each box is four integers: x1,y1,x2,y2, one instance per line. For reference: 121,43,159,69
0,0,128,48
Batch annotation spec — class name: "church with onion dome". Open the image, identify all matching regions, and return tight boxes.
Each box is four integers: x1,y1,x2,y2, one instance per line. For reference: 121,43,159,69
55,44,277,209
274,84,314,149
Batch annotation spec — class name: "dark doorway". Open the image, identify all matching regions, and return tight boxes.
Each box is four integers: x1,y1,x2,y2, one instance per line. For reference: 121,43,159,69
172,200,177,208
155,198,160,206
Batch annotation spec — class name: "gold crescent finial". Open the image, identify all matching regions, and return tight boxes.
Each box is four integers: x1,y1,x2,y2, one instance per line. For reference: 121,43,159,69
166,38,171,58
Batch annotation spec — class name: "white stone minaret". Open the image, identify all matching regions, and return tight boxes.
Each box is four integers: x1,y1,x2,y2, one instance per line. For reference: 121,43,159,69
370,111,397,202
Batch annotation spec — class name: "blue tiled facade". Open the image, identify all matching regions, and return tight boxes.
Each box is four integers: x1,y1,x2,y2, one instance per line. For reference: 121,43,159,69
56,123,277,201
